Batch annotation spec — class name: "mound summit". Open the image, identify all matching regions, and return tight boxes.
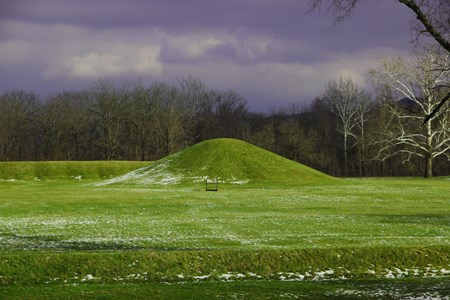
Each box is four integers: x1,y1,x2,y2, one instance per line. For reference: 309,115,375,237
100,138,334,186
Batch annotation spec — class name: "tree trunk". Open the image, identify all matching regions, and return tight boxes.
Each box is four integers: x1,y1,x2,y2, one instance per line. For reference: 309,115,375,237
344,133,348,177
424,153,433,178
424,119,433,178
360,117,366,177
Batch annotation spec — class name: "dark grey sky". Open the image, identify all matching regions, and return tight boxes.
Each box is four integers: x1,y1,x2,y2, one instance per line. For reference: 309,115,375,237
0,0,415,111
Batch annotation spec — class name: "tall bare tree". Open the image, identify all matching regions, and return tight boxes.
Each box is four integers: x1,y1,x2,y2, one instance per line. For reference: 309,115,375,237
0,90,39,161
153,84,185,156
38,95,68,160
308,0,450,121
323,77,362,176
176,76,210,142
128,80,162,160
354,89,372,176
86,80,130,160
213,89,248,138
370,48,450,177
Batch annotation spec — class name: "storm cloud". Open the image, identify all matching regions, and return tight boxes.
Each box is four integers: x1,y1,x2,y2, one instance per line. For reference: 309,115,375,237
0,0,414,111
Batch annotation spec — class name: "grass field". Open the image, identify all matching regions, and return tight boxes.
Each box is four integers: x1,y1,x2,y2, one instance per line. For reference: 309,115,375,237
0,141,449,298
1,176,449,298
1,178,449,253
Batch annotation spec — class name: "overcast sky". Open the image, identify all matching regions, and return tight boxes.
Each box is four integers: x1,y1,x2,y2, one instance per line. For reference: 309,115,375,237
1,0,415,111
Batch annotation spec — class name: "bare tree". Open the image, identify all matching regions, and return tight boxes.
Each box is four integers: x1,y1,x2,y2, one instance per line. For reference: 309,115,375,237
38,95,69,160
176,76,210,142
128,80,162,160
370,48,450,177
308,0,450,121
323,77,362,176
213,89,248,138
153,84,185,156
86,80,130,160
0,90,39,161
303,98,338,174
355,89,372,176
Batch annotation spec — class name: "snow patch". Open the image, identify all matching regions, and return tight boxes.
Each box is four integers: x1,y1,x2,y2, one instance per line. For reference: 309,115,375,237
0,178,16,182
81,274,97,281
193,274,211,280
219,273,236,280
230,179,250,185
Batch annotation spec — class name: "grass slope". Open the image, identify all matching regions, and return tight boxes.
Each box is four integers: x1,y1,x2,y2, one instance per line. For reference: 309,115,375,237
0,161,150,181
102,138,334,186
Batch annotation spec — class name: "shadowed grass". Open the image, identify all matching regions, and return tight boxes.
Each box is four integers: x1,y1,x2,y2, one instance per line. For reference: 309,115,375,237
2,278,449,299
0,247,449,286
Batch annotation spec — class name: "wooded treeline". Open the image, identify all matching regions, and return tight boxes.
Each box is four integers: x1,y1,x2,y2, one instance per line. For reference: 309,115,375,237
1,73,448,177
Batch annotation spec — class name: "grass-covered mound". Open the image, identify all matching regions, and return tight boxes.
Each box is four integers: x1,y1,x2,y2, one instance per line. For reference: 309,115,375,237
0,161,150,180
101,138,334,186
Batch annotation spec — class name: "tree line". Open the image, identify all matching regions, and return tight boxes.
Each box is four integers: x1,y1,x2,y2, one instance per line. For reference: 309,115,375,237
1,50,449,178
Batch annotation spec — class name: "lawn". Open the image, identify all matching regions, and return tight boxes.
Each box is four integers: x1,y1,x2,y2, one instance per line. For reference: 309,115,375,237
0,178,449,252
0,172,449,298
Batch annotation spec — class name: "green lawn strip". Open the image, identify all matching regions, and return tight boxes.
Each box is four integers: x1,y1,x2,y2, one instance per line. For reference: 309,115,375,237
0,247,449,285
1,278,449,299
0,161,151,181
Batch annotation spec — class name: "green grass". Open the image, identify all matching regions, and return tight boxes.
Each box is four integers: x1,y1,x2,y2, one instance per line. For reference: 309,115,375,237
1,178,448,252
103,138,335,186
0,161,151,181
0,154,449,298
0,178,449,287
2,278,449,299
0,247,449,286
170,138,334,183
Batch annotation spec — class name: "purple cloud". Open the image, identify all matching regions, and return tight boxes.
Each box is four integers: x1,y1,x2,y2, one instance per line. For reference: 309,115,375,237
0,0,415,111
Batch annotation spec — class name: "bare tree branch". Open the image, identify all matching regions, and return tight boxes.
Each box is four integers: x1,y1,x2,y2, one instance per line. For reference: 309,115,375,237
309,0,450,122
370,49,450,177
423,91,450,123
398,0,450,53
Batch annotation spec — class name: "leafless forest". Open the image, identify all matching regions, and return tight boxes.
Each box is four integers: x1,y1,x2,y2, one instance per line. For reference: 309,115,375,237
1,63,449,177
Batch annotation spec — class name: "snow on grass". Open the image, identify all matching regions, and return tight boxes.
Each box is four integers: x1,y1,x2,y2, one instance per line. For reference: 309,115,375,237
1,208,449,251
129,268,450,283
95,157,181,186
94,154,247,186
332,286,447,300
80,274,97,281
96,156,251,186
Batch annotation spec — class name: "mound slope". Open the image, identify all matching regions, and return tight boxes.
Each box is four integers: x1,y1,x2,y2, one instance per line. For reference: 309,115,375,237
99,138,334,186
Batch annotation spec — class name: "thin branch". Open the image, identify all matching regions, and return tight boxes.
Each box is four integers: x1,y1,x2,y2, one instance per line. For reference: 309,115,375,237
423,91,450,123
399,0,450,53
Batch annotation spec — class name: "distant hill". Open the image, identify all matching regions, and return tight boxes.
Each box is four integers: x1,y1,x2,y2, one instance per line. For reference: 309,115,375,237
99,138,335,186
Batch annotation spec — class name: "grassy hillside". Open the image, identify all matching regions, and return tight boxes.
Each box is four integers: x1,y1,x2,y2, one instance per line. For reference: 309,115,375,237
0,161,151,180
101,138,335,186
